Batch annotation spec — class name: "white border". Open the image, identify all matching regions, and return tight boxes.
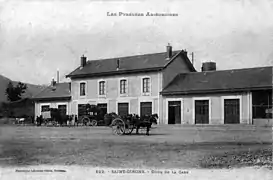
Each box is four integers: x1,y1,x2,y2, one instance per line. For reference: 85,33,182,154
39,103,51,116
165,98,183,124
138,99,153,115
79,80,87,98
141,76,151,96
248,92,253,124
97,79,107,98
221,95,243,124
118,77,129,97
192,97,212,124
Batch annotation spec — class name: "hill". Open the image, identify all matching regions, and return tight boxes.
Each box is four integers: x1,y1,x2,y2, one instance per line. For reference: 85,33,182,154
0,74,46,103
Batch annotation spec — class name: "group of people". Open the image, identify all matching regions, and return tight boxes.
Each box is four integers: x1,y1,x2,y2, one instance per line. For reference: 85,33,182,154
35,114,79,127
66,114,79,127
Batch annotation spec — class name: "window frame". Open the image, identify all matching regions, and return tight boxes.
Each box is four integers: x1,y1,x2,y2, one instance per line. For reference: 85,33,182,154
57,102,68,116
221,95,242,124
141,76,151,96
118,78,128,97
41,104,50,112
192,97,212,124
139,100,153,117
98,80,107,97
79,81,87,97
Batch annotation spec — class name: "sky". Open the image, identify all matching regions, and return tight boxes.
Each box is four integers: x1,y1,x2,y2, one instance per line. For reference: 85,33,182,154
0,0,272,85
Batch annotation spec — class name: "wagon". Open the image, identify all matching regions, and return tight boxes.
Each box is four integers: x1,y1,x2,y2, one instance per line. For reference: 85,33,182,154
40,108,67,126
111,113,158,135
79,104,106,126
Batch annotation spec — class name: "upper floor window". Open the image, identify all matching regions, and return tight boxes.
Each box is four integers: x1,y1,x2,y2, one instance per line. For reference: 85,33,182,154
99,81,106,95
80,82,86,96
142,77,150,93
120,79,127,94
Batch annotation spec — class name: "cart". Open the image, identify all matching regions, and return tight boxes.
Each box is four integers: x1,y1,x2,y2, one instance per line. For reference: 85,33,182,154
79,104,106,126
110,114,158,135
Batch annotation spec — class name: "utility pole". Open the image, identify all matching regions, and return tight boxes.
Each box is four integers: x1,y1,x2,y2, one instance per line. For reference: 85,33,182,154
57,68,60,83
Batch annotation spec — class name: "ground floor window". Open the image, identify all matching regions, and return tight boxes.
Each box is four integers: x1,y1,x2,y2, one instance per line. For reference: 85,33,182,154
78,104,88,118
118,103,129,116
97,103,107,118
58,105,67,116
224,99,240,124
252,90,272,118
195,100,209,124
41,105,50,112
140,102,152,117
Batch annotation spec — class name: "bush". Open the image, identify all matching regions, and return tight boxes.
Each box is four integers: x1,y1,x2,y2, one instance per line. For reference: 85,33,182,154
0,117,16,125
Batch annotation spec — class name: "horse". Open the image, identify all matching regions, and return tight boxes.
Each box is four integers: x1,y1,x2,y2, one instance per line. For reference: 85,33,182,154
49,108,68,126
125,113,158,136
15,117,25,125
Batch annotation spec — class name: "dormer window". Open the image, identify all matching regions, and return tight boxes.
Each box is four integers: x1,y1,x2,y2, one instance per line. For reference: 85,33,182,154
80,82,86,96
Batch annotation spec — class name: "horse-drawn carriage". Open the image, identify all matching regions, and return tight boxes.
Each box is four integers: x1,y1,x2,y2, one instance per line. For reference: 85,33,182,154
110,113,158,136
79,104,108,126
39,108,69,126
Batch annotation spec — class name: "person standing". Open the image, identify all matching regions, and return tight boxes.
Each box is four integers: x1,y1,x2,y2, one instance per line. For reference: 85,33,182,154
75,115,78,127
71,115,74,127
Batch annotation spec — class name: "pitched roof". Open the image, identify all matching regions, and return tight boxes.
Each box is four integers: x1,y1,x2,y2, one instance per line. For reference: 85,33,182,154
32,83,71,101
161,66,272,95
66,50,195,78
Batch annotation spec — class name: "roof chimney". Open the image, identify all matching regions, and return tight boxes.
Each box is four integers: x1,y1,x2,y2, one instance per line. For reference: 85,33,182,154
81,55,87,67
202,61,216,72
166,43,172,60
57,69,59,83
51,78,56,87
116,59,120,70
68,82,71,93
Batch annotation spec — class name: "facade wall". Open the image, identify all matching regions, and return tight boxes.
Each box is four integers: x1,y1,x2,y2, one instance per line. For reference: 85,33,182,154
162,92,252,125
70,71,161,117
71,71,160,100
35,100,71,117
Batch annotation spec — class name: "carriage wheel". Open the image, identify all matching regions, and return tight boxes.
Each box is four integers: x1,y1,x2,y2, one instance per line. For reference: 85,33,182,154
81,116,90,126
111,118,125,135
124,124,134,135
90,119,98,126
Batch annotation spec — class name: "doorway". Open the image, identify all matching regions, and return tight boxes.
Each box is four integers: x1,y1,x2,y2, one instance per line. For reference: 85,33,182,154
168,101,181,124
224,99,240,124
118,103,129,116
97,103,107,119
140,102,152,117
195,100,209,124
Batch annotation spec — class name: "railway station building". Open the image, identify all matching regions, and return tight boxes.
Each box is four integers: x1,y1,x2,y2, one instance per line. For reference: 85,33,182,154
33,44,272,126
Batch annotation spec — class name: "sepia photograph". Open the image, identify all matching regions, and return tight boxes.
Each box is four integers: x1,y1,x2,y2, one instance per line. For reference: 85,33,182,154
0,0,272,179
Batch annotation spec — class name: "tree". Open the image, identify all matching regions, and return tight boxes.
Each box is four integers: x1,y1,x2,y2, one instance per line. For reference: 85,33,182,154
5,81,28,102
